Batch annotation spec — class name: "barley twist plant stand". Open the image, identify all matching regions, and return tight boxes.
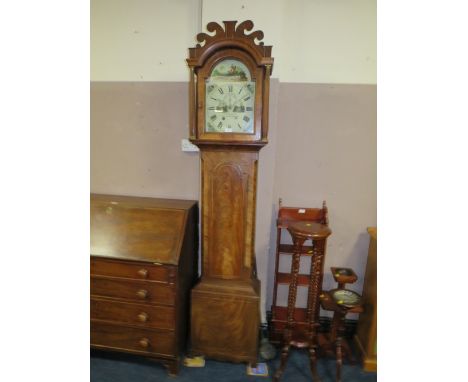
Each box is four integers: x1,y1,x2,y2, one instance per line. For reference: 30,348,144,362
273,221,331,382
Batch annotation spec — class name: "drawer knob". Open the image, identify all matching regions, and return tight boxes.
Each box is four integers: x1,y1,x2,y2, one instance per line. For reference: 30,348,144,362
137,268,148,278
139,338,150,348
136,289,148,299
137,312,149,322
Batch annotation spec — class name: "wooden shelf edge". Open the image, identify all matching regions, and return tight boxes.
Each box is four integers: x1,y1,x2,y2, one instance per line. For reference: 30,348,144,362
276,272,311,285
278,244,314,255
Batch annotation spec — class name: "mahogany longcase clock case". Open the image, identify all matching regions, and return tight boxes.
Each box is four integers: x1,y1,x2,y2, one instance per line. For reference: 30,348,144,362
187,20,273,364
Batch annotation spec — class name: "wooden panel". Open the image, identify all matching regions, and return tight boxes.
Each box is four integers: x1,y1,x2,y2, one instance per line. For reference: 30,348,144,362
277,207,326,228
201,150,258,280
91,298,175,330
209,163,245,278
90,277,175,306
276,272,311,286
90,258,174,283
191,285,259,363
91,321,175,356
90,194,195,265
279,244,314,255
355,227,377,371
272,305,308,322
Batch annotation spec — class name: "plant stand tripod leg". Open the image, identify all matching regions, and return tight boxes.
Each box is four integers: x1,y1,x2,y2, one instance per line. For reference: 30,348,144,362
335,310,347,382
335,336,342,382
309,344,321,382
273,342,290,382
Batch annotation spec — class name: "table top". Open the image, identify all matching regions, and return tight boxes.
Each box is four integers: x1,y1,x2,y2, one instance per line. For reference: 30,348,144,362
287,221,332,240
320,290,364,314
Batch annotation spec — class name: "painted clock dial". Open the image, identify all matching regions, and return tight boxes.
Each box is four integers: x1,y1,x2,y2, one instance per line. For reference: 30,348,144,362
205,59,255,134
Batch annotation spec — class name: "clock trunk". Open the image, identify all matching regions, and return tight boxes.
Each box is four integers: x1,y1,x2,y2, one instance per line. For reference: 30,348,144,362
190,148,260,364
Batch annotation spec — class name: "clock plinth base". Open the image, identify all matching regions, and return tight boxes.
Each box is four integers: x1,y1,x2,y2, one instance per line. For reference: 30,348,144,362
190,278,260,365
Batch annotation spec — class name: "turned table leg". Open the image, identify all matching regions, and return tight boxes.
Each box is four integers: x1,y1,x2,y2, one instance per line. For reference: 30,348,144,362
334,310,347,382
335,336,343,382
273,342,290,382
309,342,320,381
306,239,325,382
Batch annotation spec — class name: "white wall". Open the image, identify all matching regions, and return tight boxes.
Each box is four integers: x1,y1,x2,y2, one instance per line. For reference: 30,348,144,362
91,0,200,81
278,0,376,83
91,0,376,84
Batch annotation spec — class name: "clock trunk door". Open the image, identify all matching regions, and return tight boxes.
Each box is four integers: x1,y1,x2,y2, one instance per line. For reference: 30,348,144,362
201,149,257,281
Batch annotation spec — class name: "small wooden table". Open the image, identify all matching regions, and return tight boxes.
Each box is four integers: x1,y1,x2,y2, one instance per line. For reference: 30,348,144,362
273,221,332,382
320,290,363,382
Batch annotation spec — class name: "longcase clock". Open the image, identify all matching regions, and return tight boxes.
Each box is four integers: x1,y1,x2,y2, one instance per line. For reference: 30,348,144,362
187,20,273,364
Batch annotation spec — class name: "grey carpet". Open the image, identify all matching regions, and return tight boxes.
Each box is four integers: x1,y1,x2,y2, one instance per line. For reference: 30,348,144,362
91,348,377,382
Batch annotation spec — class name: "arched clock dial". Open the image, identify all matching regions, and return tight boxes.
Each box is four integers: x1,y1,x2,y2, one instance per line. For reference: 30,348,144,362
205,59,255,134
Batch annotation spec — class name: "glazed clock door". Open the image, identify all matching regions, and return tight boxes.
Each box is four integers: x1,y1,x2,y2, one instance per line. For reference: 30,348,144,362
195,48,264,143
205,59,255,134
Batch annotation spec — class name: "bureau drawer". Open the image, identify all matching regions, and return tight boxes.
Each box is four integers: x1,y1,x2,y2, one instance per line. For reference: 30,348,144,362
91,298,175,330
91,321,175,356
91,277,175,306
91,258,175,283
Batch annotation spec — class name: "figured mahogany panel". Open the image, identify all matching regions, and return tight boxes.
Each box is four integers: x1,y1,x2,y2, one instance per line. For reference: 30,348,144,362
210,163,245,278
191,283,260,363
201,149,258,280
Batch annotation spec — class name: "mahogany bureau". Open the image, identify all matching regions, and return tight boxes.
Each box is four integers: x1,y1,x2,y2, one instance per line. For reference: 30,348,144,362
90,194,198,375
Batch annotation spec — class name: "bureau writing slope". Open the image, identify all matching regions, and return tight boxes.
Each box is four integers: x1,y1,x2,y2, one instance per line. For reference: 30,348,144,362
90,194,198,375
